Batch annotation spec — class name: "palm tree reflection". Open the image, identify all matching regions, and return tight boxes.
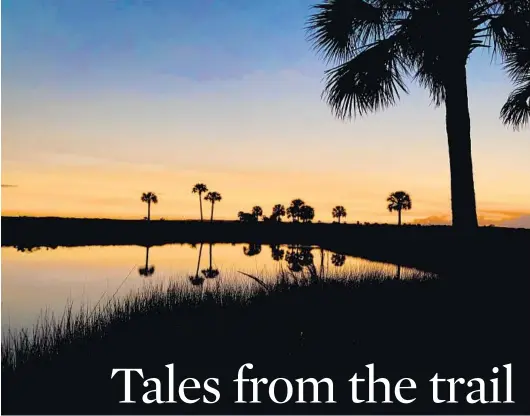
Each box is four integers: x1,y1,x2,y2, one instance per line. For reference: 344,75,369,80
189,243,205,286
138,246,155,277
201,243,219,280
270,244,285,261
243,243,262,257
331,253,346,268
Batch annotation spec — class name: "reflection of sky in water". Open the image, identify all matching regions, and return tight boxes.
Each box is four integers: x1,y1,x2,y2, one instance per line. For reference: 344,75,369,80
1,244,432,333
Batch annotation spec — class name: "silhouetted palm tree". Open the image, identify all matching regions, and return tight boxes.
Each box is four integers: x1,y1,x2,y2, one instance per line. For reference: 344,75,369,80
271,204,286,222
251,206,263,220
307,0,530,229
387,191,412,226
138,246,155,277
300,205,315,223
332,206,347,223
141,192,158,222
287,199,305,222
238,211,256,223
204,192,222,222
192,183,208,222
189,243,205,286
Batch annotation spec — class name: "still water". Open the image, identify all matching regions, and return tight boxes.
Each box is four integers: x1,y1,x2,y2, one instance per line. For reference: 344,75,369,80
2,243,430,333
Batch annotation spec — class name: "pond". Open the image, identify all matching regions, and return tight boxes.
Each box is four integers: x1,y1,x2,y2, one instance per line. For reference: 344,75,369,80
1,243,432,334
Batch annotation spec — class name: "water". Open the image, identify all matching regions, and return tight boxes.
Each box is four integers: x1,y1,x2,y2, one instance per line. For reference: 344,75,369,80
1,243,430,334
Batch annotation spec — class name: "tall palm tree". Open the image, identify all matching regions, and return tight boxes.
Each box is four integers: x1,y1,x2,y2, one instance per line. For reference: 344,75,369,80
332,205,347,223
141,192,158,222
387,191,412,226
204,192,222,222
307,0,530,230
192,183,208,221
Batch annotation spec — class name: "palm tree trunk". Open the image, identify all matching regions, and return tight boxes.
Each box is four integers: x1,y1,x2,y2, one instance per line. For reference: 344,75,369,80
445,64,478,230
338,216,341,224
199,193,204,222
145,246,150,270
147,201,151,222
210,202,214,222
209,243,213,269
398,209,402,226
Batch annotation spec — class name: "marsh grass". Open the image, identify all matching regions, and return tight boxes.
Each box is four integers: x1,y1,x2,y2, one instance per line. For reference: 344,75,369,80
2,266,528,414
2,267,434,375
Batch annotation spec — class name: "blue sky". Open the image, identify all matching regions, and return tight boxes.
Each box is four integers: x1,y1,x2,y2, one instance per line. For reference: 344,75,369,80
2,0,529,224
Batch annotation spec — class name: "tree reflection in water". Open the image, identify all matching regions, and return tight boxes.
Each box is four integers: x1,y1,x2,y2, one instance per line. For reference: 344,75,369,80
138,246,155,277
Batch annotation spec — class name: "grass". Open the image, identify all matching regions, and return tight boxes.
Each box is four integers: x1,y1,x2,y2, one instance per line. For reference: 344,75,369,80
2,266,434,373
2,267,529,414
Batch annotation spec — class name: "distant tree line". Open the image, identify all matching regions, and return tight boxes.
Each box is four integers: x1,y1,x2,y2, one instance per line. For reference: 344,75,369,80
139,184,413,225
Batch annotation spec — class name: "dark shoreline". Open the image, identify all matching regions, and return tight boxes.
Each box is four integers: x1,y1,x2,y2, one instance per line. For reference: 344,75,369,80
2,216,530,275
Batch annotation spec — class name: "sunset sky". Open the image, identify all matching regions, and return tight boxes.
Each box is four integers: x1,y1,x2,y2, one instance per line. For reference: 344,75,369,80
2,0,529,226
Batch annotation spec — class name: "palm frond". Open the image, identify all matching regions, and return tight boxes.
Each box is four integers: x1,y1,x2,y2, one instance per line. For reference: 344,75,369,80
323,35,409,118
501,77,530,129
306,0,385,64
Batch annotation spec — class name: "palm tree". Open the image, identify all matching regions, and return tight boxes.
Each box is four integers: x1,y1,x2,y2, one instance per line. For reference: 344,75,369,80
287,199,305,222
251,206,263,220
387,191,412,226
332,206,347,223
300,205,315,223
271,204,286,221
192,183,208,221
204,191,222,222
140,192,158,222
307,0,530,230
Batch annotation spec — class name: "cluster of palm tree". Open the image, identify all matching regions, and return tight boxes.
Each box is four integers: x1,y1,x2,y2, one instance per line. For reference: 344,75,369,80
307,0,529,230
238,206,264,222
286,199,315,223
238,200,318,223
192,184,222,222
